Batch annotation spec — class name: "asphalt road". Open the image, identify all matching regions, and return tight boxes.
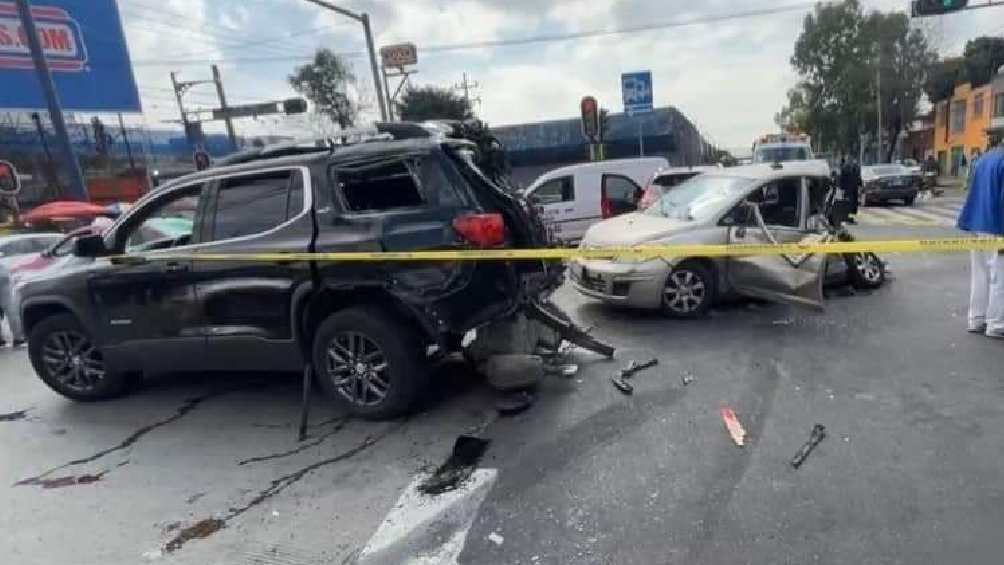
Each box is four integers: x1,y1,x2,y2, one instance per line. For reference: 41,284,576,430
3,221,1003,564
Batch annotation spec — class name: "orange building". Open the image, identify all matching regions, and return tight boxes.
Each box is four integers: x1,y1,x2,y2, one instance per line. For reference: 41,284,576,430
933,82,993,176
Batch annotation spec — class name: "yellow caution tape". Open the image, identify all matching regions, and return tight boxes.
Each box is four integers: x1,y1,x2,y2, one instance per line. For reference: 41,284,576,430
139,237,1004,263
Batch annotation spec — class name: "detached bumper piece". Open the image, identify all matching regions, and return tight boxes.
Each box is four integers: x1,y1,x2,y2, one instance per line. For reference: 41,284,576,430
523,300,616,358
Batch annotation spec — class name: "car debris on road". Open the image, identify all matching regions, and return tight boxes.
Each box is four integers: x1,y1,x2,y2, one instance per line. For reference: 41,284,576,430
791,424,827,469
610,358,658,395
721,406,746,447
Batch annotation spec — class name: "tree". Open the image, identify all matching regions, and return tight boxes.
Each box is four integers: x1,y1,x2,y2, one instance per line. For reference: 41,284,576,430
963,36,1004,87
288,49,357,129
396,86,472,121
924,58,965,103
778,0,936,161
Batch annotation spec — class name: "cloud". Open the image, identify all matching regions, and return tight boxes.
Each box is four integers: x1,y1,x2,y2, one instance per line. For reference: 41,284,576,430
117,0,996,146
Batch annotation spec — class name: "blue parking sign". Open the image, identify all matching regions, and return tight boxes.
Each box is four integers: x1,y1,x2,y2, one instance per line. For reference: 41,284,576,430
621,71,653,116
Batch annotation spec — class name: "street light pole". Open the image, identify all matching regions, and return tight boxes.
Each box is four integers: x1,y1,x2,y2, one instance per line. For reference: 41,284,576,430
301,0,389,122
15,0,88,201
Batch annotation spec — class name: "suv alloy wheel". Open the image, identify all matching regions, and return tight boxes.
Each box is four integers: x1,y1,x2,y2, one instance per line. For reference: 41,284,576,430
28,314,131,400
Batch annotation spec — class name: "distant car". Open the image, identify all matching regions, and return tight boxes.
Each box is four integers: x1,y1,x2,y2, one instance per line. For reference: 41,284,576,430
861,164,920,205
638,166,719,210
898,158,922,175
0,232,64,342
524,157,669,242
570,161,884,317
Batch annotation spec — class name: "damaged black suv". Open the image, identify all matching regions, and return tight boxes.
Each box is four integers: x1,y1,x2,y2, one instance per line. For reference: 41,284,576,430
18,122,610,418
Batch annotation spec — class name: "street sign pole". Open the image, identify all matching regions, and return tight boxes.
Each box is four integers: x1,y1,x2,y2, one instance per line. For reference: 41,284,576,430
15,0,88,201
638,121,645,157
212,65,239,151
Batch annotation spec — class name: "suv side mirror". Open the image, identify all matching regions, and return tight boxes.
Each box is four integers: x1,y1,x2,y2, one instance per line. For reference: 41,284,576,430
73,234,108,258
0,160,20,195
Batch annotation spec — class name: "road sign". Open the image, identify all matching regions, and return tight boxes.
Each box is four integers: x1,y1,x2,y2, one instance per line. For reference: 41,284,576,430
380,43,417,68
212,98,307,121
621,71,653,116
0,0,140,112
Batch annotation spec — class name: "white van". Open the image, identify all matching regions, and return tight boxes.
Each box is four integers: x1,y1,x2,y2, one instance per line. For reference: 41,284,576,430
525,157,669,242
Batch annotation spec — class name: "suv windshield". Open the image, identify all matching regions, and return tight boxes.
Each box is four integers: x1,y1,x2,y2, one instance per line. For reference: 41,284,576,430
644,175,751,221
754,146,810,162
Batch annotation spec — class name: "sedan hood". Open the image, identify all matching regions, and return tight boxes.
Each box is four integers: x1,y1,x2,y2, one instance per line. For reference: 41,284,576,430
582,212,691,247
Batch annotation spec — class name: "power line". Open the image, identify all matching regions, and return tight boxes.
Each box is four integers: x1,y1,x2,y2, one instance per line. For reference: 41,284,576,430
130,2,818,67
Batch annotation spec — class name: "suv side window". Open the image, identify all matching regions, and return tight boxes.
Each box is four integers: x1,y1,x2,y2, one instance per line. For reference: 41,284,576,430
334,160,424,212
602,174,642,215
533,176,574,205
117,183,204,253
207,170,301,241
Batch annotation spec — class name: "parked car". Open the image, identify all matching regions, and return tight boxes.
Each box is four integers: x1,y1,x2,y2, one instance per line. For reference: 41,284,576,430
639,166,719,210
16,121,609,419
570,161,885,317
897,158,922,176
861,164,920,205
523,157,669,242
0,232,64,343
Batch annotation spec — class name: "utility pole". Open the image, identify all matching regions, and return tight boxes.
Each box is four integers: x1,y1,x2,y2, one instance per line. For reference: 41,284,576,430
15,0,88,200
212,65,238,150
170,71,191,142
301,0,388,121
876,58,883,163
454,72,481,110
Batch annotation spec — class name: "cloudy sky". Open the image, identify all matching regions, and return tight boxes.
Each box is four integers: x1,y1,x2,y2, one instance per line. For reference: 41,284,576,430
119,0,996,151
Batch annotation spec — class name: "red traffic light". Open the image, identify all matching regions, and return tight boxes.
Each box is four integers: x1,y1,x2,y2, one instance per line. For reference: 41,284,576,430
581,96,600,140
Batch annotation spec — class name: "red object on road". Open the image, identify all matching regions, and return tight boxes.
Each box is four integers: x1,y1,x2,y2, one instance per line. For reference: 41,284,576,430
20,201,109,223
721,405,746,447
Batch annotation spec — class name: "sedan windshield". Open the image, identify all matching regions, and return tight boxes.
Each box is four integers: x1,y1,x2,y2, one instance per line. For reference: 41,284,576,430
644,175,751,221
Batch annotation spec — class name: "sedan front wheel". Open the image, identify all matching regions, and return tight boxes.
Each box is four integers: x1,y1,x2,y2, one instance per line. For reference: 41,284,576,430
661,261,714,318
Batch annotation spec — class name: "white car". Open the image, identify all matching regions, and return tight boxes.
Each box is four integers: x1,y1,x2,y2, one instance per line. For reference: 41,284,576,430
570,161,885,317
524,157,669,242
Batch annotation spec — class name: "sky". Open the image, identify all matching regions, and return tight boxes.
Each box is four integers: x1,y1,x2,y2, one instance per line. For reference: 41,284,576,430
118,0,999,152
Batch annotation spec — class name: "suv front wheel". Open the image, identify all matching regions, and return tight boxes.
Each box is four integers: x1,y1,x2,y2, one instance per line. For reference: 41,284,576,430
312,306,428,420
28,314,131,401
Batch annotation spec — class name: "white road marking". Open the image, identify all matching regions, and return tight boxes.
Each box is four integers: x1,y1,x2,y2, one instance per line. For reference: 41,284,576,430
357,469,498,565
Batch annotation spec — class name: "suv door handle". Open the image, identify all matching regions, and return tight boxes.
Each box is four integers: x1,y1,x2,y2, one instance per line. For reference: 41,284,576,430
165,261,189,273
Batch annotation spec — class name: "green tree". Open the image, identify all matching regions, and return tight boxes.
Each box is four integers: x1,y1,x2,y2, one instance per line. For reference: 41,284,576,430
962,36,1004,87
779,0,936,161
288,49,357,129
396,86,472,121
924,57,965,103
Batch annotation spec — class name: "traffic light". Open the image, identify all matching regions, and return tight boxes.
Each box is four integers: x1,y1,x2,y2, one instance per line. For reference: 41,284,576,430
581,96,600,141
911,0,968,17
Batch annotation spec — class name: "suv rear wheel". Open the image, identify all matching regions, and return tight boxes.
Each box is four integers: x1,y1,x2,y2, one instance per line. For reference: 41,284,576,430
28,314,131,401
312,306,428,420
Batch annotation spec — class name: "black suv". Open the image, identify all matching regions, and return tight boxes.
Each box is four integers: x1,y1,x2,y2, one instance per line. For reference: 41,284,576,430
18,122,610,418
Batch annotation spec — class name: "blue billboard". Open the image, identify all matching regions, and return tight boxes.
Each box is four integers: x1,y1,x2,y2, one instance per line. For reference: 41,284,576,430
0,0,141,112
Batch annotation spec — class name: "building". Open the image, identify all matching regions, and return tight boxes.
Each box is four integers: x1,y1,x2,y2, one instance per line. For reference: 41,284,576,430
900,111,934,163
933,81,993,176
491,107,711,187
989,66,1004,144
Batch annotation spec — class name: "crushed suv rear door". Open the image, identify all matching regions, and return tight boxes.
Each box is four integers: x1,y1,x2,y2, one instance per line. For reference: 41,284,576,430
725,176,826,309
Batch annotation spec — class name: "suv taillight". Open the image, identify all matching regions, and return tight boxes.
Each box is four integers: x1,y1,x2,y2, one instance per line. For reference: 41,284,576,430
601,187,613,219
453,213,505,248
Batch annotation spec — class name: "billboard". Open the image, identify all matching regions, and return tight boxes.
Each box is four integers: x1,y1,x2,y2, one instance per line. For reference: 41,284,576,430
0,0,141,112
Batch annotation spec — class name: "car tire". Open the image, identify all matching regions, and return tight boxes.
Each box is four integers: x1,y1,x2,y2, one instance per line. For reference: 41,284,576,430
312,306,428,420
28,313,131,401
903,195,916,205
845,252,885,289
661,261,714,319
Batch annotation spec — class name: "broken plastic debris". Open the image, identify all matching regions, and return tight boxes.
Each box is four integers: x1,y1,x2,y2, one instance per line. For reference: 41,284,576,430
720,406,746,447
681,371,694,386
791,424,827,469
545,363,579,378
772,319,793,326
620,358,658,379
488,531,504,546
611,376,634,395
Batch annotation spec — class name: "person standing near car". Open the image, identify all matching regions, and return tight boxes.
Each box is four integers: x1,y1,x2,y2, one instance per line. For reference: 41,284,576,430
839,156,860,223
957,134,1004,338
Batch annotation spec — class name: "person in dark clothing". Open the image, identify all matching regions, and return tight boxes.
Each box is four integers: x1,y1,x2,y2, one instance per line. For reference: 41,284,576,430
839,157,860,223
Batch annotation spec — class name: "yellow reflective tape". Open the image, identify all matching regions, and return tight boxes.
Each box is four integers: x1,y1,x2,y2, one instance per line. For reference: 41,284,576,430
134,237,1004,263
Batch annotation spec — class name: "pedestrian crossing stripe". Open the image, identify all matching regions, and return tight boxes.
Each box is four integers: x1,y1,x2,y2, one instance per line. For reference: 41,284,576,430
856,201,962,226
